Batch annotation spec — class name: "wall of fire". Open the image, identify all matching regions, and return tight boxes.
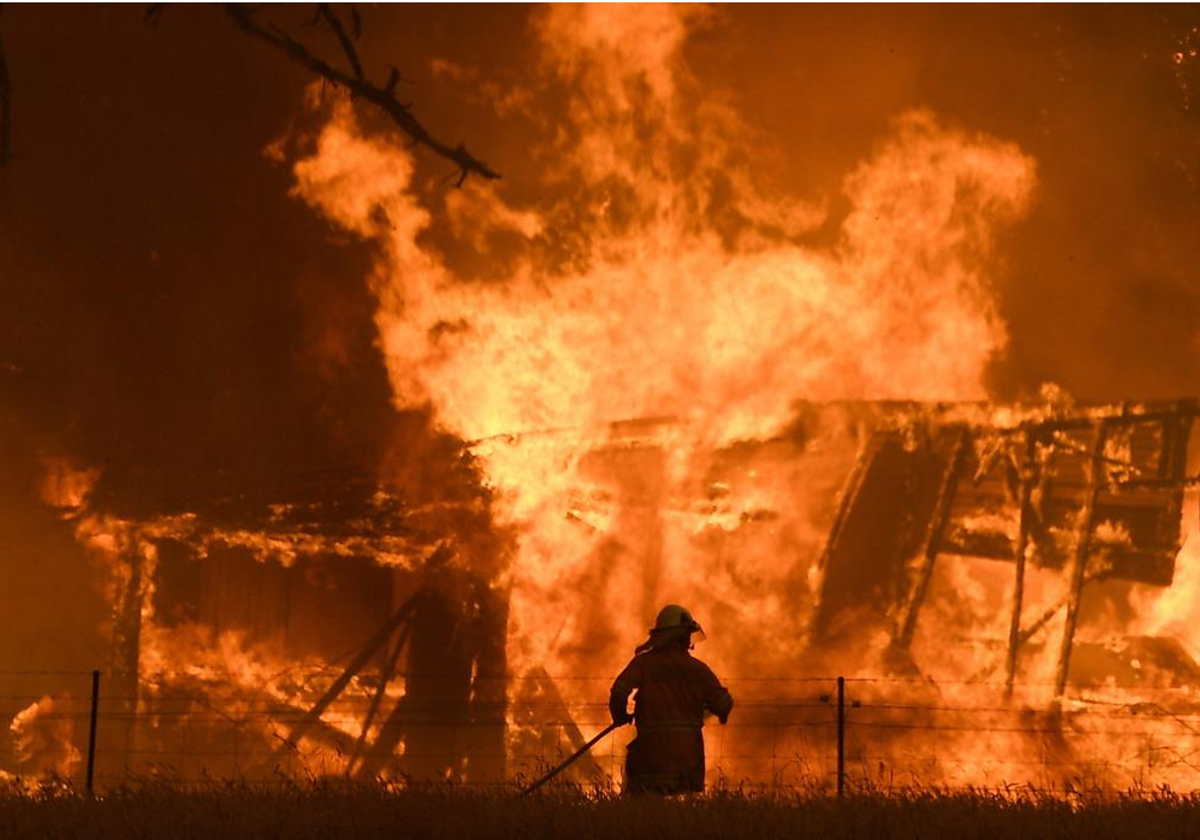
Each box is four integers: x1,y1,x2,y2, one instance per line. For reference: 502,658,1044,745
59,400,1199,787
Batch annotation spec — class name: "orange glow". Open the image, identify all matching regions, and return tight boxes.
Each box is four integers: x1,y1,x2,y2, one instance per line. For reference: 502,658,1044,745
279,3,1065,789
20,3,1200,794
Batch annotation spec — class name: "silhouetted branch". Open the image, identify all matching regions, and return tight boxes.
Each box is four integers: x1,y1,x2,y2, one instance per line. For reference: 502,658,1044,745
317,4,362,80
226,4,500,185
0,5,11,167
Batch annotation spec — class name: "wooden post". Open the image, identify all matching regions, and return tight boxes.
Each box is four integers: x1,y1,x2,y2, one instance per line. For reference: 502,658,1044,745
836,676,845,798
1054,422,1108,698
1004,433,1037,694
86,670,100,794
894,429,969,650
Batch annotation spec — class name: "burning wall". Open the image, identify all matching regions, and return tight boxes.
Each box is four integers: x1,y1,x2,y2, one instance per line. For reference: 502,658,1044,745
489,399,1200,788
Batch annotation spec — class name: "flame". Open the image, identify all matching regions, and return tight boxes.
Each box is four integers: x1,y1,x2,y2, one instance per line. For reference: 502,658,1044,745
1132,491,1200,649
11,697,82,779
276,3,1052,788
37,455,98,514
290,10,1035,444
39,3,1200,793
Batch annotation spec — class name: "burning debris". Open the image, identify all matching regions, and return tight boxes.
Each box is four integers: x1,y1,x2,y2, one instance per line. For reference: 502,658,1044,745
47,465,510,785
12,397,1196,792
813,399,1195,697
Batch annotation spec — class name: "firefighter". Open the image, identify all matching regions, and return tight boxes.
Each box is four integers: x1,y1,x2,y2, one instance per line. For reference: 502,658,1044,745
609,604,734,794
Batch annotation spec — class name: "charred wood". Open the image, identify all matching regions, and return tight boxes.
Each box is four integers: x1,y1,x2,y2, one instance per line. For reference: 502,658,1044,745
279,592,419,753
892,427,970,651
108,544,146,774
346,620,411,773
354,586,474,781
1004,432,1038,693
1054,422,1109,697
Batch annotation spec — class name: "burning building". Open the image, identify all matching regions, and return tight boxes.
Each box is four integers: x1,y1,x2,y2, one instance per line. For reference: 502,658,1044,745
14,396,1193,790
5,4,1200,794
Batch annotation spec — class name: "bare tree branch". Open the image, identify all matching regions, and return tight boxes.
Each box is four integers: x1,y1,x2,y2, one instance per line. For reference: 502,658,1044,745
226,4,500,185
0,4,12,168
317,4,362,80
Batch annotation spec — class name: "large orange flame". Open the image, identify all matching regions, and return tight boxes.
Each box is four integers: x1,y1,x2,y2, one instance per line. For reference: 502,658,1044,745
282,3,1049,788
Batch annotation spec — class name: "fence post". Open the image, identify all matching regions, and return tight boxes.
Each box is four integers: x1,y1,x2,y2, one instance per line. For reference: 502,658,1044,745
836,676,845,798
86,669,100,795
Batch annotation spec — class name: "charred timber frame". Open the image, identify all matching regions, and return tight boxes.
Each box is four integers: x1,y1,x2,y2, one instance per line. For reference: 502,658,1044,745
346,619,413,774
817,439,880,577
353,677,410,780
807,436,882,643
279,592,420,755
350,577,509,783
969,572,1101,684
892,427,970,651
110,542,147,774
1004,432,1038,693
1054,421,1109,698
469,582,510,783
815,400,1198,689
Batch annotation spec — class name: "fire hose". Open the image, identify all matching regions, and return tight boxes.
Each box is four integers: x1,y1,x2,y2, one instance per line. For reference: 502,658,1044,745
520,719,629,795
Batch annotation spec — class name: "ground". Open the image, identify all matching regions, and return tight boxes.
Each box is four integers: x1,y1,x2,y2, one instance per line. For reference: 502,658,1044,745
3,782,1200,839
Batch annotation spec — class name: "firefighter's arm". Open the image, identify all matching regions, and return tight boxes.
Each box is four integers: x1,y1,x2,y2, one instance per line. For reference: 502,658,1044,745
704,668,734,724
714,689,733,724
609,660,640,725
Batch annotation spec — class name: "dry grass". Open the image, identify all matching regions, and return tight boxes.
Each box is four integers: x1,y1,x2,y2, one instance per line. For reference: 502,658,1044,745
2,780,1200,839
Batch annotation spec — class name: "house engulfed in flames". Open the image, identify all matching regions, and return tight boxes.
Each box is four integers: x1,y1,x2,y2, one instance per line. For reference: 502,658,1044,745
20,398,1200,788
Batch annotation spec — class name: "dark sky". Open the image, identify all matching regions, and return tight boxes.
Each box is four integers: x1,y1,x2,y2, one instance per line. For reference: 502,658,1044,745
0,4,1199,667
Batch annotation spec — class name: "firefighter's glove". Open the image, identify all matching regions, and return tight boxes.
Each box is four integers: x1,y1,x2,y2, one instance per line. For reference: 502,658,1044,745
612,709,632,726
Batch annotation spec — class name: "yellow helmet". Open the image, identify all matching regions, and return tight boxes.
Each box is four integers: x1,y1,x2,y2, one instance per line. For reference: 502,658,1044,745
652,604,705,639
635,605,706,653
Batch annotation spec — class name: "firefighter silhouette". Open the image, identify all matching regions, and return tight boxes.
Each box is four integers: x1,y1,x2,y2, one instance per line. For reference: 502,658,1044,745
609,605,734,794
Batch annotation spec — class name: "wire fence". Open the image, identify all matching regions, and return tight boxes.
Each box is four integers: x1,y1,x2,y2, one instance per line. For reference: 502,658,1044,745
2,670,1199,794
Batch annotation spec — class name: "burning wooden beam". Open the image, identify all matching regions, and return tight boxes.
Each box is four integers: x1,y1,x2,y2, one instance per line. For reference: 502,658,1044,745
804,400,1195,692
279,593,419,754
892,427,970,652
1004,431,1038,693
345,619,413,775
1054,422,1109,698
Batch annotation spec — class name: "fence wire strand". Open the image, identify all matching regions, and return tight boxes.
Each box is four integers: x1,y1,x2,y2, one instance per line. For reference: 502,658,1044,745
3,671,1200,792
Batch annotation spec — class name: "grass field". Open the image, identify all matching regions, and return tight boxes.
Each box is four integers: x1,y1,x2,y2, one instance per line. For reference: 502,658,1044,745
2,781,1200,839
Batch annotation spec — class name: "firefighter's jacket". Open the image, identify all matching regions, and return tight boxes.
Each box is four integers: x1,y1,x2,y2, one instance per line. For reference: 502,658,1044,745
609,645,734,793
